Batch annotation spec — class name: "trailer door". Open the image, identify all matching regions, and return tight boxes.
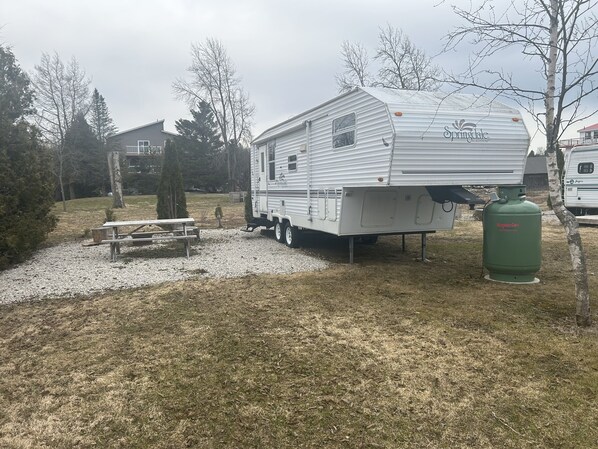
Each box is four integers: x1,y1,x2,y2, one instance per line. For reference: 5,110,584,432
258,145,268,212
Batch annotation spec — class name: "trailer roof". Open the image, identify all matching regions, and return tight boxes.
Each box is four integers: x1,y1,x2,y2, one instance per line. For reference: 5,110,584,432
252,87,520,145
361,87,518,114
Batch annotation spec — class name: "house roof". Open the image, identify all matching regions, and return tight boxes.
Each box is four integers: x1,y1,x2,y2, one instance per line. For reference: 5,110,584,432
524,155,547,174
578,123,598,133
110,119,177,138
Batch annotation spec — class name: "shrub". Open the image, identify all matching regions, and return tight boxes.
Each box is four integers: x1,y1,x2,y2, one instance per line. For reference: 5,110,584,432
0,47,57,270
156,140,188,219
0,124,57,269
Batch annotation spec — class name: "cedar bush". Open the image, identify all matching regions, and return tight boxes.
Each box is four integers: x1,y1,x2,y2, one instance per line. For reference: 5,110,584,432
0,46,56,269
156,139,188,219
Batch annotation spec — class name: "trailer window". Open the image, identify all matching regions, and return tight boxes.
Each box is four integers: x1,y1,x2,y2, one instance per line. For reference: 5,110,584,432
288,155,297,172
332,113,356,149
268,141,276,181
578,162,594,174
260,152,264,173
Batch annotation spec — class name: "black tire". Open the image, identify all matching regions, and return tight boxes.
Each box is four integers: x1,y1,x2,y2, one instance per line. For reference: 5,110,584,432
284,224,300,248
274,220,285,243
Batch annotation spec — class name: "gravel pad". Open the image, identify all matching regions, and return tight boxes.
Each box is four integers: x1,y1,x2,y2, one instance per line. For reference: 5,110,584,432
0,229,328,305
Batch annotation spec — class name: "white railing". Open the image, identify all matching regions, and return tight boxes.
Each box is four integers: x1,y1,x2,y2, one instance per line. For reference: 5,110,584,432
558,138,598,148
125,145,162,155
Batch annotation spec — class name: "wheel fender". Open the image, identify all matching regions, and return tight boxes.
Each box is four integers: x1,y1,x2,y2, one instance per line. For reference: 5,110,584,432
272,214,292,227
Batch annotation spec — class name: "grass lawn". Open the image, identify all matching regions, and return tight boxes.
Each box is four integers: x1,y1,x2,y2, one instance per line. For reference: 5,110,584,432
47,193,247,245
1,195,597,448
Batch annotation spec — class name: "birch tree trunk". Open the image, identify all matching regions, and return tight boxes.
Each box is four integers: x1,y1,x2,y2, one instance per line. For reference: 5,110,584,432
545,0,590,326
446,0,595,326
110,151,125,209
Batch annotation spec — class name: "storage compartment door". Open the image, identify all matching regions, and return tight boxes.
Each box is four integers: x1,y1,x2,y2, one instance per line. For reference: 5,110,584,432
327,197,337,221
415,194,435,225
361,190,397,228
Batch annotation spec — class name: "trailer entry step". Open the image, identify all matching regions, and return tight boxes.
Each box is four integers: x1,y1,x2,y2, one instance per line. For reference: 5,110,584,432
240,223,260,232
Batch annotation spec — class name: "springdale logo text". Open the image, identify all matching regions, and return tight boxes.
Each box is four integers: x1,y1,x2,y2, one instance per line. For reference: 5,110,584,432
443,119,490,143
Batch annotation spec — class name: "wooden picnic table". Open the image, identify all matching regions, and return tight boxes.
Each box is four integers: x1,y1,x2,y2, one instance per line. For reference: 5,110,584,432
101,218,197,261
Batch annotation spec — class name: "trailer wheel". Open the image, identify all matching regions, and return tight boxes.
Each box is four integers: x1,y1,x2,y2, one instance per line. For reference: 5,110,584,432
284,225,300,248
274,220,285,243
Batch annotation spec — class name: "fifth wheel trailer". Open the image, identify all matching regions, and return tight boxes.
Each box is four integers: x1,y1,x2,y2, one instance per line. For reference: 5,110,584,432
248,87,530,256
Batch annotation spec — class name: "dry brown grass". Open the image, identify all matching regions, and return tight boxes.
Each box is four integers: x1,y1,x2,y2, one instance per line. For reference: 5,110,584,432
1,196,598,448
47,193,246,245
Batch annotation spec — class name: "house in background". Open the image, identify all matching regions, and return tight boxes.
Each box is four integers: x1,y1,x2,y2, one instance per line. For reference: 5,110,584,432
108,120,177,172
523,155,548,190
558,123,598,151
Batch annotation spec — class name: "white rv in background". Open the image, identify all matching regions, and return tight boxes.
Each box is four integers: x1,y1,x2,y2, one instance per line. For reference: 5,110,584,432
564,144,598,215
248,87,530,255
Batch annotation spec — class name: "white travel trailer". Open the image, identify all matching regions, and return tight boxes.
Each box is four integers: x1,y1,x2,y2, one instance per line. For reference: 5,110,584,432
564,144,598,215
248,87,530,259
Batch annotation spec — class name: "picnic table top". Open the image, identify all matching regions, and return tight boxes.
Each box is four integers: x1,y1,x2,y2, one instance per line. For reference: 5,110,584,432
103,218,195,228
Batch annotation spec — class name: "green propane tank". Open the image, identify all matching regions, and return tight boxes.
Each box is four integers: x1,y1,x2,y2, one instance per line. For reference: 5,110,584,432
483,185,541,283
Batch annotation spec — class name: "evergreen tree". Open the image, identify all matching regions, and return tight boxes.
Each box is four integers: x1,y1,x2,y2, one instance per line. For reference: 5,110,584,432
0,46,56,269
89,89,117,145
89,88,125,207
156,139,188,219
175,101,224,191
63,113,108,197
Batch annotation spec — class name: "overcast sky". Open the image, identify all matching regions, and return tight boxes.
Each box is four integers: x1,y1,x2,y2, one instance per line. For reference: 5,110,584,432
2,0,596,151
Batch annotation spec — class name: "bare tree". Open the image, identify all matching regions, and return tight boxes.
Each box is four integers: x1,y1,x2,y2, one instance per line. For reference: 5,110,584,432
446,0,598,326
173,38,254,191
376,25,441,91
31,52,91,210
336,25,441,92
336,41,372,92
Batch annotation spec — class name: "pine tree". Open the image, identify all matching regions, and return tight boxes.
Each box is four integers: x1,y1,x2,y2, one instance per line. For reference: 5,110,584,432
175,101,224,191
0,46,56,269
156,139,188,219
89,88,124,207
63,113,107,197
89,89,117,145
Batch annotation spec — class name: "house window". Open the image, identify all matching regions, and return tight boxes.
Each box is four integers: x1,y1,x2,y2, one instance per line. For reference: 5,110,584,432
128,157,140,169
332,113,356,149
138,140,150,153
578,162,594,174
268,141,276,181
260,152,265,173
288,155,297,172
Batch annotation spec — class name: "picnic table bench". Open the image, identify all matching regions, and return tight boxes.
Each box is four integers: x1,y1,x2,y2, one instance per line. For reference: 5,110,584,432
100,218,198,261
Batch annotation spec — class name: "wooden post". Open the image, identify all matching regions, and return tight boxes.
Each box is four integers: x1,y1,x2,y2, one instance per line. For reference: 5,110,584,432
349,236,354,264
